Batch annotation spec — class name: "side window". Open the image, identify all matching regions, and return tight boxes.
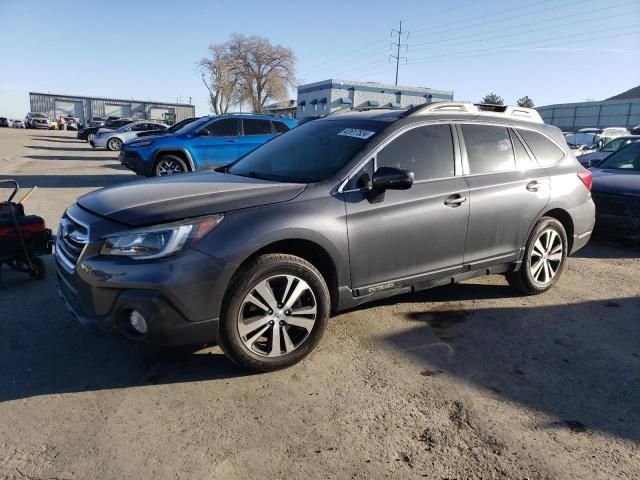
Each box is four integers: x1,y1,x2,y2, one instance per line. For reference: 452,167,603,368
344,159,374,191
376,124,455,181
131,123,146,131
518,129,565,167
462,124,515,174
273,121,290,134
510,129,538,170
202,118,240,137
243,119,272,135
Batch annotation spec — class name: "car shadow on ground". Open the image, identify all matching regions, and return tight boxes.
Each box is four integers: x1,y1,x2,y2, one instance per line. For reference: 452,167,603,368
573,237,640,259
29,136,85,144
0,258,245,404
0,173,137,188
380,285,640,443
25,145,97,152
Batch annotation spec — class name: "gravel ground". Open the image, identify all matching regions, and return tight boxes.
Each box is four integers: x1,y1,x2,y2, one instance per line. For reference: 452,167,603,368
1,128,639,480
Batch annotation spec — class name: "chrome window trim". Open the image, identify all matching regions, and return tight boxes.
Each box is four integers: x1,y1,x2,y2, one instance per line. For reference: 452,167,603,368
337,120,459,194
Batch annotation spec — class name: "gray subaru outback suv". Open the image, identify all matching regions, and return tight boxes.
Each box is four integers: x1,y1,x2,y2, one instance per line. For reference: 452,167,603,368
56,102,595,371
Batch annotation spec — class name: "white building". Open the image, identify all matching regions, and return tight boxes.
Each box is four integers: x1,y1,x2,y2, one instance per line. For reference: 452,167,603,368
296,79,453,119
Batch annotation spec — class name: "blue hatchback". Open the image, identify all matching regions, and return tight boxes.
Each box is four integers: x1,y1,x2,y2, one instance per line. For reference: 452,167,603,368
119,114,297,176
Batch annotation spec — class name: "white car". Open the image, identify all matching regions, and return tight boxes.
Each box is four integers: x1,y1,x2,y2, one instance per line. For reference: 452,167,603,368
90,120,167,151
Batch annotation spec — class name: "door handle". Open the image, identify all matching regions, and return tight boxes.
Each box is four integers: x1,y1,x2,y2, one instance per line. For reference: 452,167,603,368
526,180,540,192
225,139,238,143
444,194,467,207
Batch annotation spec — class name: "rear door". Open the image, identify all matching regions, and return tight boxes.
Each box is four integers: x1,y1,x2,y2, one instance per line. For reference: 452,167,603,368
240,118,276,156
344,123,469,289
458,123,550,266
190,118,242,167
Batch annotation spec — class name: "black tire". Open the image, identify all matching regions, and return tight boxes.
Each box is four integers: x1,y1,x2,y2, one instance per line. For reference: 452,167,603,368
107,137,122,151
154,155,188,176
218,254,330,372
506,217,568,295
29,257,47,280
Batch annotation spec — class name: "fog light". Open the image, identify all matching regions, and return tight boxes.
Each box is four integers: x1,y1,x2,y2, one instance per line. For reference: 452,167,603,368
129,310,148,334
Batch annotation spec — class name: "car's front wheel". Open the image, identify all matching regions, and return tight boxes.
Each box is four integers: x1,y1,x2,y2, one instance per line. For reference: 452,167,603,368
506,217,568,295
154,155,188,176
218,254,330,372
87,133,95,143
107,137,123,151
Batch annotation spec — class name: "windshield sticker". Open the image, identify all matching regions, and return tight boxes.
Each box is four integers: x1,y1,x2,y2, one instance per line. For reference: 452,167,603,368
338,128,376,140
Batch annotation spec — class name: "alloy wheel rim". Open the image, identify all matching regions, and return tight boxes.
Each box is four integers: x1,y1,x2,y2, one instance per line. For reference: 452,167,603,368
157,160,184,176
88,133,95,141
529,228,563,285
237,274,317,358
109,138,121,150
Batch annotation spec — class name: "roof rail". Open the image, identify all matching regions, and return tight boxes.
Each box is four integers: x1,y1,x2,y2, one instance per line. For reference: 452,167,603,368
401,101,543,124
219,112,285,118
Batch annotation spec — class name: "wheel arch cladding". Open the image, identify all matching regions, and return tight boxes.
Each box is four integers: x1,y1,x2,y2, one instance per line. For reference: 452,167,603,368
154,150,193,171
227,239,339,312
542,208,574,251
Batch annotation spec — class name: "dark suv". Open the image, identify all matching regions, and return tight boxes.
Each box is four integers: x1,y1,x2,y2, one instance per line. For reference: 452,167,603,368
56,102,595,371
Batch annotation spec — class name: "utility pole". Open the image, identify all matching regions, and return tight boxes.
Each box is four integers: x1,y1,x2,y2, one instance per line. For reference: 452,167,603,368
390,21,408,86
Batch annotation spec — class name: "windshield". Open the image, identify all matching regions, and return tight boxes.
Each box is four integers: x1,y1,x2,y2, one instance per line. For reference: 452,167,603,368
229,119,387,183
116,123,134,132
565,133,596,148
601,137,631,152
598,142,640,170
168,117,200,133
32,113,46,118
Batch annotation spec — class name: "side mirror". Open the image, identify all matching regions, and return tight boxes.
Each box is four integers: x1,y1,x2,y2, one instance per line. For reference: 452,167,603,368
195,129,207,137
372,166,414,191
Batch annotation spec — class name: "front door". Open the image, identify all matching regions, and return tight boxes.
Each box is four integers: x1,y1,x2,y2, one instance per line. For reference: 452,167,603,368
458,124,550,265
191,118,242,167
343,123,469,289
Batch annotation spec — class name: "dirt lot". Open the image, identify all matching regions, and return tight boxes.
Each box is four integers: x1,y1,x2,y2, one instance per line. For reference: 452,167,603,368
0,128,639,480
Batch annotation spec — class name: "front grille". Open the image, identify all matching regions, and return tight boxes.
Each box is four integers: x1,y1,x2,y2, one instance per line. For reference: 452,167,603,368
592,192,640,217
55,213,88,271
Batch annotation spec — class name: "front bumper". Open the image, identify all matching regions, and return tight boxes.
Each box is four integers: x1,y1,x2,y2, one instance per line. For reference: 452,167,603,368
55,208,234,346
119,149,152,176
90,136,108,148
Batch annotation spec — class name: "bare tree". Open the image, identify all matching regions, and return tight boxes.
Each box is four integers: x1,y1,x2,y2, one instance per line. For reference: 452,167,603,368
198,45,238,114
227,34,296,112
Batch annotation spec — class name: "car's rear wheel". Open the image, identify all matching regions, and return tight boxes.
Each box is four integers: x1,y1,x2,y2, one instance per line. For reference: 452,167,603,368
107,137,122,151
218,254,330,372
506,217,568,295
154,155,188,176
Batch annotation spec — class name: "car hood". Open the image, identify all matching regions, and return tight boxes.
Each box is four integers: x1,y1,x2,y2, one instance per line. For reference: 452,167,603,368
591,168,640,196
579,151,610,162
77,171,306,226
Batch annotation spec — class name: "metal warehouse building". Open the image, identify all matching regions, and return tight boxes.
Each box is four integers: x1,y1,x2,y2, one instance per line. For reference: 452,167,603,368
536,99,640,131
296,79,453,119
29,92,196,125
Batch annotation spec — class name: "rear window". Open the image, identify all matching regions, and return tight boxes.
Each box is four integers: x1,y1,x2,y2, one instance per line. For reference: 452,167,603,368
273,121,290,133
519,129,565,166
243,119,272,135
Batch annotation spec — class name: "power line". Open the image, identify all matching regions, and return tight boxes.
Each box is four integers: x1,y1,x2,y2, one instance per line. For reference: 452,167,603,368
410,6,640,54
406,27,640,65
390,21,408,85
410,0,560,36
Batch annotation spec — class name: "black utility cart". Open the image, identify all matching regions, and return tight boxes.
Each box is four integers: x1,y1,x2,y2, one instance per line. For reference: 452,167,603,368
0,179,52,280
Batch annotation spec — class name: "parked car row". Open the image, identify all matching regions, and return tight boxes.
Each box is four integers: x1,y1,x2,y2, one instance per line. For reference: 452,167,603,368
564,127,631,156
56,101,597,371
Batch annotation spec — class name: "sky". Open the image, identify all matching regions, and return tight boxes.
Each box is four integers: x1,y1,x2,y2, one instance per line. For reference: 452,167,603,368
1,0,639,119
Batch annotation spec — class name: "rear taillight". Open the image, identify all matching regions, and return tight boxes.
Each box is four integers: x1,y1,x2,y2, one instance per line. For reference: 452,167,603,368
577,170,592,191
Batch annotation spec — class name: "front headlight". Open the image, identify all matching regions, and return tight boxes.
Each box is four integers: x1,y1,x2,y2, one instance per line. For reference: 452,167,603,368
100,215,223,260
